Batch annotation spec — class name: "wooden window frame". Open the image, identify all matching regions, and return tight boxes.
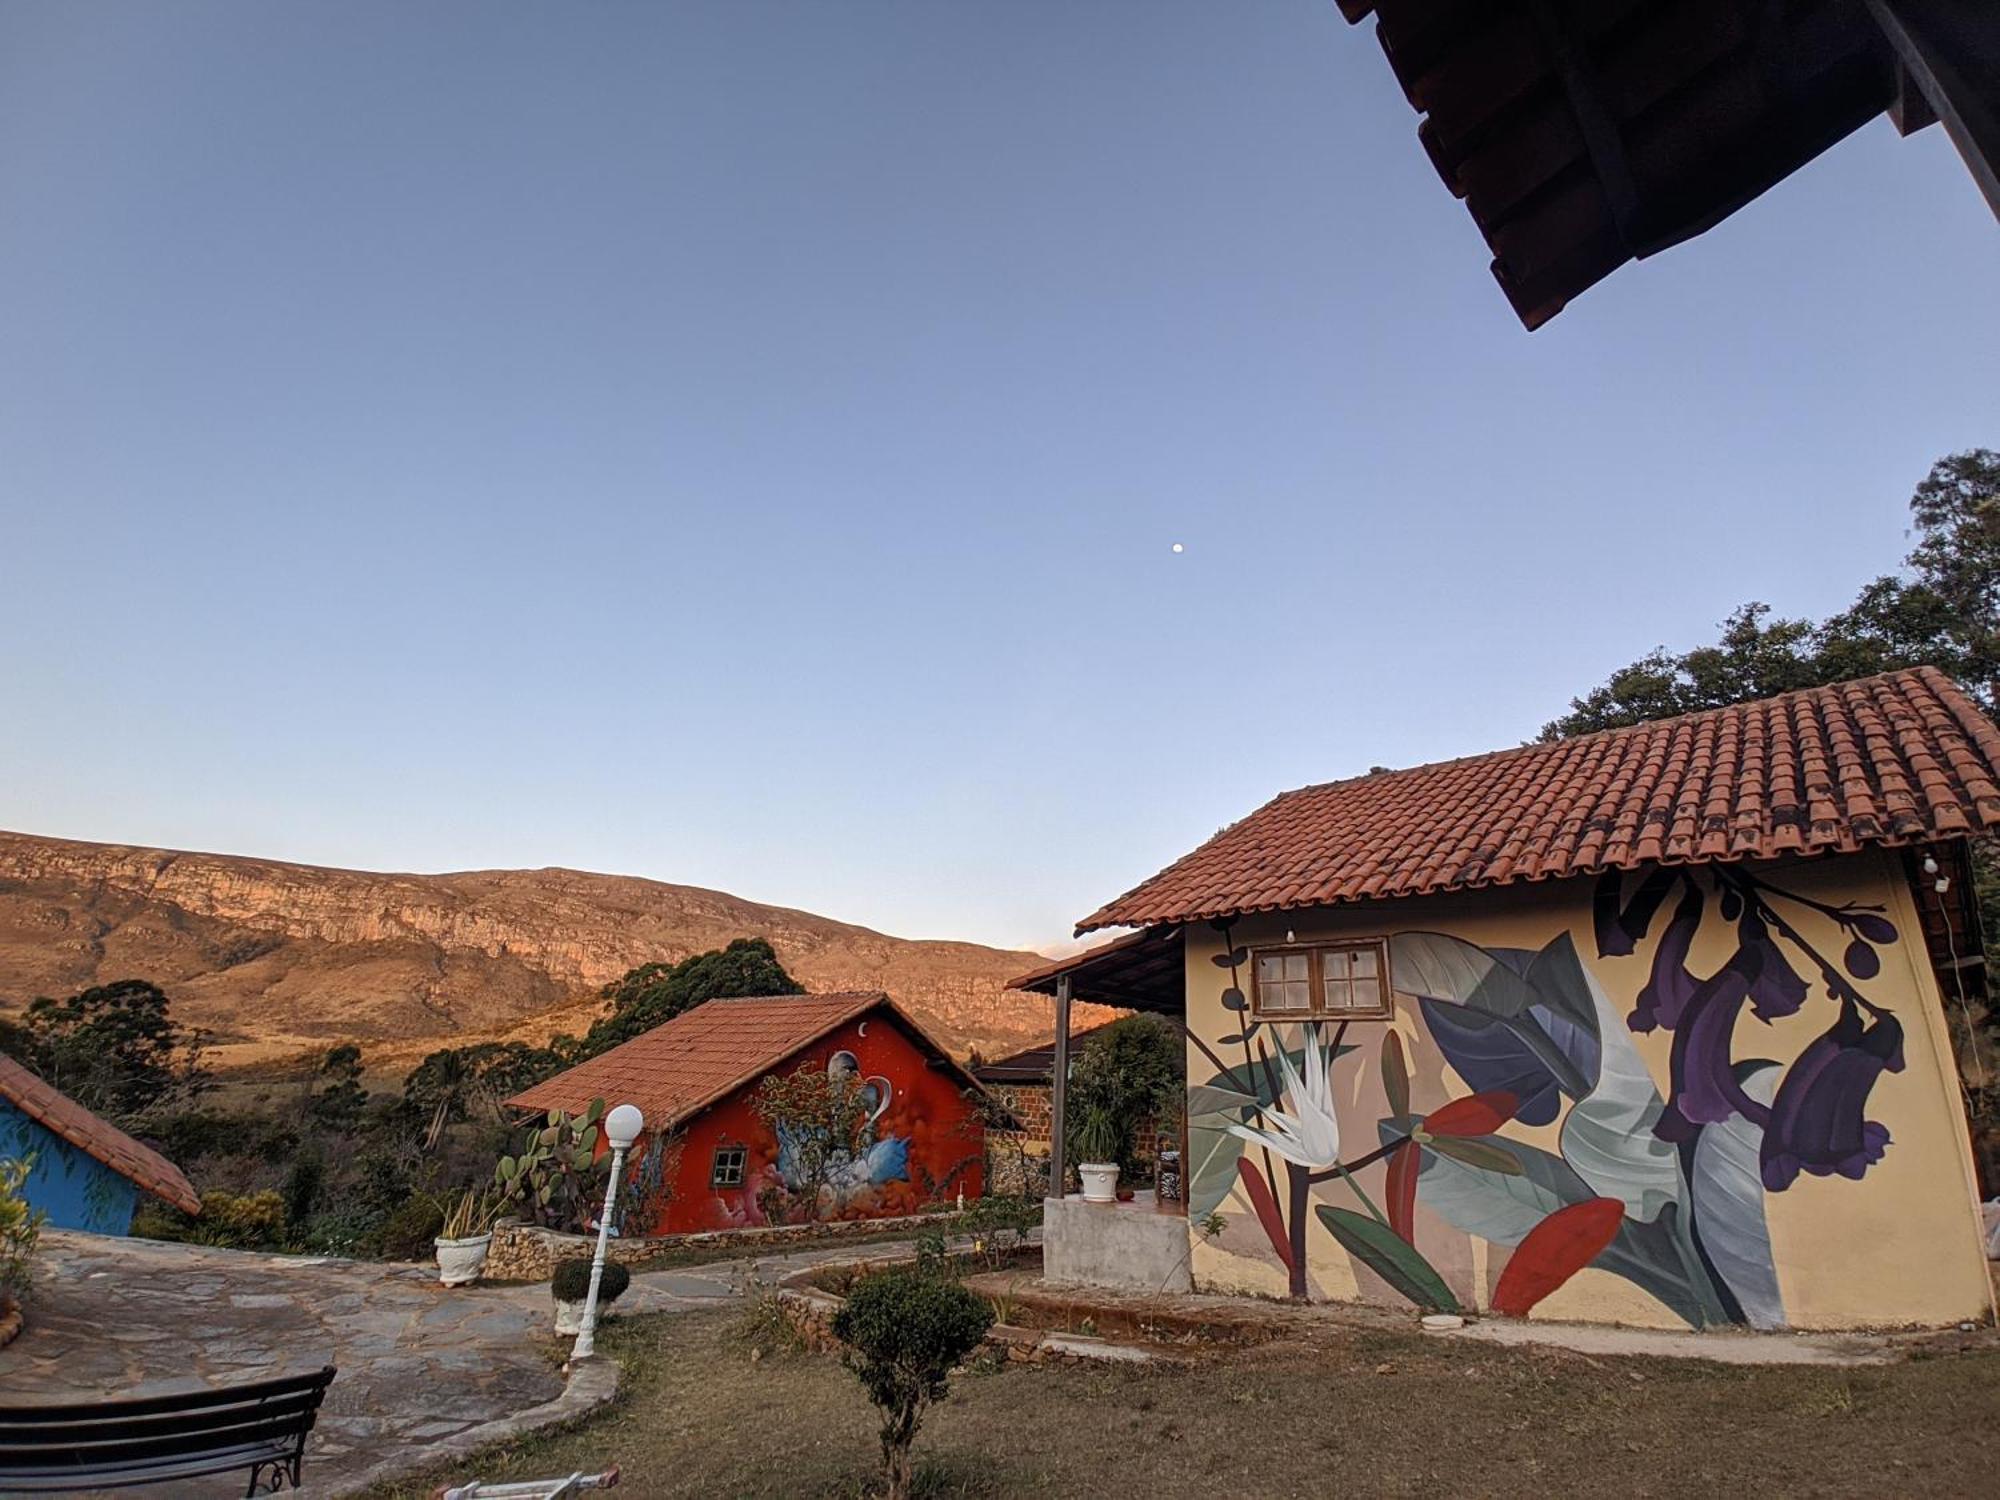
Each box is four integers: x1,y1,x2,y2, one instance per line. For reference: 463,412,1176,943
1247,939,1394,1021
710,1143,748,1188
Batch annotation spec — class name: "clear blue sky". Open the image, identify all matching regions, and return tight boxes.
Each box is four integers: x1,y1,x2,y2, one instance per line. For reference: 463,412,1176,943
1,3,1994,954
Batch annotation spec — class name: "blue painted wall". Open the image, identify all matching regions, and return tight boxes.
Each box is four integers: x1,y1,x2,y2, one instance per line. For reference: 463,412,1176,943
0,1099,139,1234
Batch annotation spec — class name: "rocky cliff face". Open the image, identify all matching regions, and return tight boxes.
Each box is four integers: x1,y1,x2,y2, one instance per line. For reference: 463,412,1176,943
0,830,1110,1072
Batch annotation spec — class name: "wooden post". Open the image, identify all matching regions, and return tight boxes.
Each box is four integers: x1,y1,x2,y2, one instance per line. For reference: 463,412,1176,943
1048,974,1072,1201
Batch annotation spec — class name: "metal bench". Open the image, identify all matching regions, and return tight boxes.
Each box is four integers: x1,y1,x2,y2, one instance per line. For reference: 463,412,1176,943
0,1365,336,1494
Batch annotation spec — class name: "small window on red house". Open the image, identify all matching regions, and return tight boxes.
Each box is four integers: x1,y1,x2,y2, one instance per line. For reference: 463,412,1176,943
710,1144,747,1187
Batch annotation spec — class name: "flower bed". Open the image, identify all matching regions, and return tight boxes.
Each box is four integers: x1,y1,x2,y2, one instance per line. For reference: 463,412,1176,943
774,1248,1171,1368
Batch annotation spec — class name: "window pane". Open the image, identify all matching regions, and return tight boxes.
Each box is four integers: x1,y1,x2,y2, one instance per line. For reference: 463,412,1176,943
1322,978,1350,1011
1349,947,1378,979
1283,953,1310,982
1258,955,1286,986
1266,979,1308,1011
1322,949,1350,979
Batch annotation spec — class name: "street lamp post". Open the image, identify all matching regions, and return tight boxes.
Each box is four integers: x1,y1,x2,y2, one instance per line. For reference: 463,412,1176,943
570,1102,644,1363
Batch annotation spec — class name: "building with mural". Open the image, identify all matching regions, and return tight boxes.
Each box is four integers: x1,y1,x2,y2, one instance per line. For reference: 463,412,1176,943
0,1054,202,1235
507,991,988,1234
1018,667,1997,1330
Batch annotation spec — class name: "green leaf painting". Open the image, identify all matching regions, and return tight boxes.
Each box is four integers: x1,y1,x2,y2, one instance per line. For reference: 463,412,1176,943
1316,1205,1461,1313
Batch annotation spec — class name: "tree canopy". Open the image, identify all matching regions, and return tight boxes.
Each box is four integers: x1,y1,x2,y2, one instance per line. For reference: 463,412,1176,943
577,937,802,1057
1541,450,1999,740
1,979,210,1125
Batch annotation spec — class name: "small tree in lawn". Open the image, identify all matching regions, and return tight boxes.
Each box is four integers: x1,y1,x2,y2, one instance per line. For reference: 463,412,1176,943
831,1268,993,1500
752,1063,868,1223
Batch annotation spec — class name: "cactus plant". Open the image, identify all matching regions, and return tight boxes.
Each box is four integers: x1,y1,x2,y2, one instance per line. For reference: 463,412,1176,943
494,1099,609,1232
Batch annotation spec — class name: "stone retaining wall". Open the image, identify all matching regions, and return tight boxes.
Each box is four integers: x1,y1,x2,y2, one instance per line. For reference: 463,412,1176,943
484,1211,959,1282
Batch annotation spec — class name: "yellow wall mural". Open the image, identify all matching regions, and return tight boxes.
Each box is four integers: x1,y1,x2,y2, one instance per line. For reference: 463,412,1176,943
1183,850,1993,1330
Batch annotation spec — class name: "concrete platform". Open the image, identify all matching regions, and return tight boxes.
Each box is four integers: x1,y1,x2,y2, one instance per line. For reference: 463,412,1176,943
1042,1194,1192,1294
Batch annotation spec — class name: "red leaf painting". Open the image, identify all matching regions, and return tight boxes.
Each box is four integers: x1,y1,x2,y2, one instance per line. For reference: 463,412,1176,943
1491,1197,1625,1317
1423,1090,1521,1137
1385,1141,1420,1245
1235,1157,1294,1272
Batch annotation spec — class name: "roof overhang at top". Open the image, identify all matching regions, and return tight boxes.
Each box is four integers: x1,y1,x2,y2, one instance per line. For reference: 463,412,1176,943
1005,926,1186,1015
1077,667,2000,934
1336,0,1954,328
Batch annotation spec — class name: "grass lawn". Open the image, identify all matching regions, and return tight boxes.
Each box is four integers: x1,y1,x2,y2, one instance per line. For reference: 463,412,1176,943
370,1305,2000,1499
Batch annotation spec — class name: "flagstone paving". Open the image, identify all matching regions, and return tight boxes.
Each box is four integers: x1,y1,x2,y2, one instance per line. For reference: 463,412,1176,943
0,1231,848,1495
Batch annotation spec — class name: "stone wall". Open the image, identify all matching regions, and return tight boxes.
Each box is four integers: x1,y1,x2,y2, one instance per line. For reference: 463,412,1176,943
484,1211,958,1283
773,1269,1149,1368
982,1081,1166,1196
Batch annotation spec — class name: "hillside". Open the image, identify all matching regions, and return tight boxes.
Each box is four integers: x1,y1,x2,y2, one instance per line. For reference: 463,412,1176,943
0,829,1112,1074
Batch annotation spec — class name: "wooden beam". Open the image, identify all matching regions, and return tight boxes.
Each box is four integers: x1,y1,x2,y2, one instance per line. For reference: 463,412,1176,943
1866,0,2000,217
1047,974,1071,1202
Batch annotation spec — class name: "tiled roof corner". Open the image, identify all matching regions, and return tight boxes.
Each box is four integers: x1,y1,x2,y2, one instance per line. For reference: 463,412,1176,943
0,1054,202,1215
1079,667,2000,932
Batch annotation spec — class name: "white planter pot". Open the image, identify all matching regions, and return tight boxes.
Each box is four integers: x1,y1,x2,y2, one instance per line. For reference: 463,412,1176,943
1078,1162,1121,1204
434,1233,493,1286
553,1297,587,1335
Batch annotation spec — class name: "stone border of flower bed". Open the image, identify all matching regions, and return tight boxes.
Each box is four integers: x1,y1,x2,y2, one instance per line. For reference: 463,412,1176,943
773,1258,1167,1368
483,1209,964,1282
322,1349,622,1499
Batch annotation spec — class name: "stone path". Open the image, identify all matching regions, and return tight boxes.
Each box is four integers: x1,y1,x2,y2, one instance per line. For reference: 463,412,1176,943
0,1231,915,1496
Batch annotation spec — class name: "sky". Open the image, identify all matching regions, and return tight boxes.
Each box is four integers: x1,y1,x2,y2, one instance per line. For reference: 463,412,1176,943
1,3,1995,956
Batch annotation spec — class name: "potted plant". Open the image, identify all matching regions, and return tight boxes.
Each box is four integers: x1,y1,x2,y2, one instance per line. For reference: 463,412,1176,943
1073,1105,1123,1204
434,1187,501,1286
551,1255,630,1334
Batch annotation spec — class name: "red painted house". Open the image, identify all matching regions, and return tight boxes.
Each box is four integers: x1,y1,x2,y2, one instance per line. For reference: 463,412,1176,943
506,992,988,1235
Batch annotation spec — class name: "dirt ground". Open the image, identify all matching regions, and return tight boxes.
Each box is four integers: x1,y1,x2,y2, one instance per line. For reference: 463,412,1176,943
372,1304,2000,1499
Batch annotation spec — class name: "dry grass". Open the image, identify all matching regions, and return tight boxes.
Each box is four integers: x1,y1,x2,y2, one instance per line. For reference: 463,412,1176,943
368,1306,2000,1499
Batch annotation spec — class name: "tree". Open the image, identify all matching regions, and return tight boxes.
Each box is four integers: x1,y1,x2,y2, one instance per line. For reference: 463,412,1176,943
830,1268,994,1500
1541,449,2000,739
306,1044,370,1134
752,1062,870,1223
6,980,210,1124
1063,1014,1185,1178
577,938,802,1058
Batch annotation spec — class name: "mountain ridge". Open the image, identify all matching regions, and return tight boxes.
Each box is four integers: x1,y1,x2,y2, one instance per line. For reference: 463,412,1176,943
0,828,1108,1073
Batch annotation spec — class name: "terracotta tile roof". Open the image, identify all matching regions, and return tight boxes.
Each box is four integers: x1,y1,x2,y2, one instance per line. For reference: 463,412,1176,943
1079,667,2000,933
0,1054,201,1215
504,992,982,1129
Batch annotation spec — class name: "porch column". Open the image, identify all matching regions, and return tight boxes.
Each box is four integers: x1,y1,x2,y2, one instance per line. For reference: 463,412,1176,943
1047,973,1071,1200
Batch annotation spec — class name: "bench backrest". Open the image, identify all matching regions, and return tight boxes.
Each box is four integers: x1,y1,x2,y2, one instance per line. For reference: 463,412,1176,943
0,1365,337,1494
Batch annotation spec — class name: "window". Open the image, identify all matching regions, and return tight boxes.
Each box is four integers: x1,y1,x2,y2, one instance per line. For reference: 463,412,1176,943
1250,941,1391,1019
710,1144,747,1187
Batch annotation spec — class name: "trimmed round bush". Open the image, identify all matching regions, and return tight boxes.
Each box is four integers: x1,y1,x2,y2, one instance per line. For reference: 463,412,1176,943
830,1268,994,1500
552,1256,630,1305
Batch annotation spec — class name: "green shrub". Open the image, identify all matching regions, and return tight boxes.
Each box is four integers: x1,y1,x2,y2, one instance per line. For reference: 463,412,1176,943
371,1196,446,1260
281,1146,325,1226
0,1158,45,1303
912,1227,955,1280
194,1189,288,1249
297,1207,380,1257
831,1268,994,1500
551,1256,629,1304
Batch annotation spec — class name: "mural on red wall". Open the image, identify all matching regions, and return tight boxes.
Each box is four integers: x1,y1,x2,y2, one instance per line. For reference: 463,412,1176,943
645,1014,983,1235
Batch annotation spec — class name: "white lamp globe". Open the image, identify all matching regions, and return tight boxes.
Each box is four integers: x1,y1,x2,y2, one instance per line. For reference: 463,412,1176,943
604,1104,645,1149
